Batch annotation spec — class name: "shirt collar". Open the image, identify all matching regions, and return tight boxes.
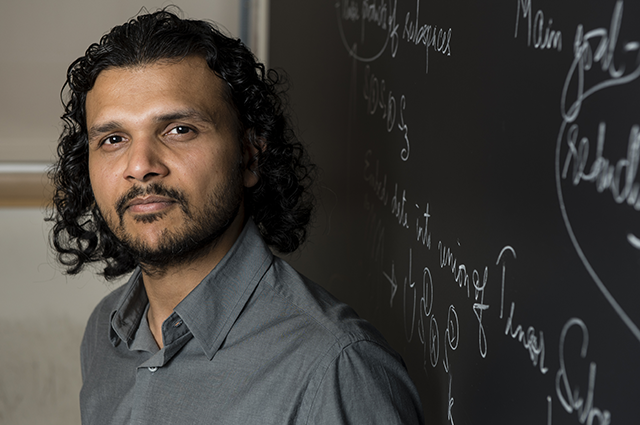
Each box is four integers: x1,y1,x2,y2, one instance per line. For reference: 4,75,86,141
109,220,274,360
109,268,147,348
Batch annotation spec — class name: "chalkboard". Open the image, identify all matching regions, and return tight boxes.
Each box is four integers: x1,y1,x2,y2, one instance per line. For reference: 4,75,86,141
269,0,640,423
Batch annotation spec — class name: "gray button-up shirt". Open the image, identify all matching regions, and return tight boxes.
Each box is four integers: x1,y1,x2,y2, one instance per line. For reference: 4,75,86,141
80,221,424,424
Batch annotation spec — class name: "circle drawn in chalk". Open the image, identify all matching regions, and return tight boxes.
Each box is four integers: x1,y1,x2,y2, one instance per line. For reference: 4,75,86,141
335,0,396,63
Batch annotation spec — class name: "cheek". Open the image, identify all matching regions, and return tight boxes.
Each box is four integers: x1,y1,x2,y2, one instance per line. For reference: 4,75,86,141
184,147,239,180
88,159,117,209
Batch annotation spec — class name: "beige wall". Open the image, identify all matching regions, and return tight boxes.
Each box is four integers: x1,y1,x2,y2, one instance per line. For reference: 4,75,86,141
0,208,116,424
0,2,241,423
0,0,240,163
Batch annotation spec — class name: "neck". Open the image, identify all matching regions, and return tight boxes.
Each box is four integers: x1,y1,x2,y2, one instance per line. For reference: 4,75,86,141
143,213,246,348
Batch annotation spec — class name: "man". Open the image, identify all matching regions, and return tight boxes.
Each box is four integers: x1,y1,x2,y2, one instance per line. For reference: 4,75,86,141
49,9,424,425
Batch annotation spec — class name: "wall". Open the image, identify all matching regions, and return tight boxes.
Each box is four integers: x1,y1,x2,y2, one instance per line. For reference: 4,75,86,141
0,0,240,163
0,209,113,424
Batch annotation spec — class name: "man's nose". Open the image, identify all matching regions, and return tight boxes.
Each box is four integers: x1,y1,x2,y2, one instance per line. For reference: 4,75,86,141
123,137,169,182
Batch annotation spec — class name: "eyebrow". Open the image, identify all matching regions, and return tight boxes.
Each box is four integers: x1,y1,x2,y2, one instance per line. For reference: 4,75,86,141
154,108,216,125
87,108,217,142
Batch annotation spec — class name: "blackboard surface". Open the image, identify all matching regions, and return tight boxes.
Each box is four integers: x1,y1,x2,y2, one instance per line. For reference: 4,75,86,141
269,1,640,423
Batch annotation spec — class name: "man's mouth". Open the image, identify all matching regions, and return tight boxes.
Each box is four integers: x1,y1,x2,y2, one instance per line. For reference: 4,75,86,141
115,183,188,221
125,196,176,214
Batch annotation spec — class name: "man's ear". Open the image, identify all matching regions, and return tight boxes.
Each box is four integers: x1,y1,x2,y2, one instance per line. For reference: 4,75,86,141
242,132,265,189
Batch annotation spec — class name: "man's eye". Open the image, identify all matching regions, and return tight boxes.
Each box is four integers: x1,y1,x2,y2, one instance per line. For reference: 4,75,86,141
103,135,124,145
168,126,193,135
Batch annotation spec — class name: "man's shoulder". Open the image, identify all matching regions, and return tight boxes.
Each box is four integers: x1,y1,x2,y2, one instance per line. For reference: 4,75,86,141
242,257,424,424
255,257,393,355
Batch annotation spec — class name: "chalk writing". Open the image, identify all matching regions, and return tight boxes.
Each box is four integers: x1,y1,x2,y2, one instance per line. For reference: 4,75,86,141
438,241,491,357
418,267,436,371
555,0,640,342
336,0,400,62
628,233,640,249
504,302,548,374
471,263,489,358
438,242,475,298
384,248,439,376
333,1,639,421
447,373,455,425
496,246,517,319
361,0,391,42
561,1,640,123
364,149,390,205
415,202,432,248
403,0,452,73
382,261,399,307
398,94,410,161
336,0,450,72
428,314,440,368
556,318,611,424
496,246,548,373
562,122,640,213
363,65,395,129
443,305,459,373
391,184,410,229
363,66,411,160
515,0,562,51
341,0,360,22
403,249,417,342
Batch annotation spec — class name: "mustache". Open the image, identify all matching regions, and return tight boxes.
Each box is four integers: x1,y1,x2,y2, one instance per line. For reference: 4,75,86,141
115,183,188,220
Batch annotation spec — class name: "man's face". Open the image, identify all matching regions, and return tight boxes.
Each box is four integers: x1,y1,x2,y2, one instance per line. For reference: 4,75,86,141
86,56,257,270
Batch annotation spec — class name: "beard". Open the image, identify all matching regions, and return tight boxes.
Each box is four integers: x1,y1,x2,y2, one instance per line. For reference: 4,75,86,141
99,163,244,276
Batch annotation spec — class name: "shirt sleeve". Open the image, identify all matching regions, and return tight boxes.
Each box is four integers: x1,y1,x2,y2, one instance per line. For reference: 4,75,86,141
305,340,425,425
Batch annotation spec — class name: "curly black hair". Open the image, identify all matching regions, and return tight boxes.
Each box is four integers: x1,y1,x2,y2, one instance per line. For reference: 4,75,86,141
48,8,315,280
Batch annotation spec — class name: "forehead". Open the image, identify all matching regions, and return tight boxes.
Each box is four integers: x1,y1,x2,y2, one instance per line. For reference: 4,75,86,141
85,56,235,127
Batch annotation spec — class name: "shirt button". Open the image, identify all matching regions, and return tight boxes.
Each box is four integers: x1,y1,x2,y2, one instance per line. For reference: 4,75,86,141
174,320,183,328
148,367,158,373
